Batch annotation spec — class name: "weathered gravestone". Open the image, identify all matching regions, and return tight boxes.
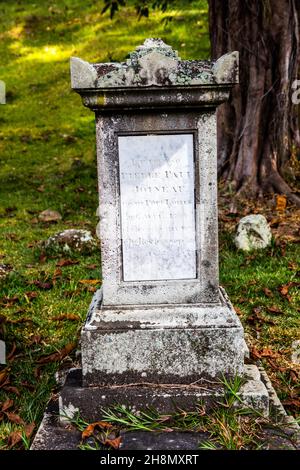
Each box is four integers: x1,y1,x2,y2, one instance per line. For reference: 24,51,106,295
56,39,271,419
44,40,270,428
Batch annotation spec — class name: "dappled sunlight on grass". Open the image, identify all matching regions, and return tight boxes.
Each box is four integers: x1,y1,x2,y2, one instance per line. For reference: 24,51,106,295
19,45,72,63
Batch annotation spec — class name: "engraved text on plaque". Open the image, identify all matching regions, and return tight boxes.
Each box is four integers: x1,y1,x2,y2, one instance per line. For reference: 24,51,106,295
119,134,196,281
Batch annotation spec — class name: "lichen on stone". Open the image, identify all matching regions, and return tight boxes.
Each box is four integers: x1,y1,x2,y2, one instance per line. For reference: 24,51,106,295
44,229,98,256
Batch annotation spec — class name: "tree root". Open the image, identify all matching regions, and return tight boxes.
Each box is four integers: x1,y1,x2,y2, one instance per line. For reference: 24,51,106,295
223,171,300,208
267,172,300,207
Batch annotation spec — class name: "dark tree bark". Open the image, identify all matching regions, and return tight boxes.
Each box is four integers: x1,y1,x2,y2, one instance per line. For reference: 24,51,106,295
209,0,300,205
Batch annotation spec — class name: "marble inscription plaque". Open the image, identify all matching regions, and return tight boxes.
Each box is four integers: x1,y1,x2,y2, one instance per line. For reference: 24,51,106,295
118,134,196,281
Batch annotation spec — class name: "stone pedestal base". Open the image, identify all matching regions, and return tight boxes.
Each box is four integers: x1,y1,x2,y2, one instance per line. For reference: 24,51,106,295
81,288,247,386
59,365,269,423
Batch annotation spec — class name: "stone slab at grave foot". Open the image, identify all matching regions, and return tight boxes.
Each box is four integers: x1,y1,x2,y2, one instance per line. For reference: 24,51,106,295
31,365,300,450
31,39,292,449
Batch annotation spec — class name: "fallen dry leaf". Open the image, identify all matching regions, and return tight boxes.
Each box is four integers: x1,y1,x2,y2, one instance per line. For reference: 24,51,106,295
24,291,38,302
1,398,14,412
24,422,35,438
7,342,17,361
63,289,81,298
156,414,172,423
104,436,122,449
27,280,52,290
7,430,22,448
28,334,42,345
248,307,275,326
51,314,80,322
251,346,280,359
289,369,299,383
266,305,284,315
278,282,300,302
56,259,79,267
82,421,113,439
282,398,300,408
266,358,286,372
3,386,20,396
0,296,19,307
39,252,47,263
86,264,98,270
288,261,298,272
275,194,287,212
279,285,289,296
233,306,243,316
79,279,102,285
8,318,33,325
4,232,19,241
263,288,273,298
21,381,35,392
36,342,76,365
5,412,25,425
0,369,10,388
87,286,97,293
52,268,62,284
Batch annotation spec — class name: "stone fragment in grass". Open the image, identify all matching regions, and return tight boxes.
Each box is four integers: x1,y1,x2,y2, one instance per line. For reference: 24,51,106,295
291,340,300,365
0,264,13,280
38,209,62,223
234,214,272,251
44,229,98,256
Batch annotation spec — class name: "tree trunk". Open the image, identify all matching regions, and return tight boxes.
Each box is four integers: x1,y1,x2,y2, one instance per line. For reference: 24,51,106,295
209,0,300,205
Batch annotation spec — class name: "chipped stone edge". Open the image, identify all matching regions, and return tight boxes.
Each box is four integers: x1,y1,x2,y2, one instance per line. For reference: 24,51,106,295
30,407,56,450
213,51,239,84
70,57,98,89
259,367,300,435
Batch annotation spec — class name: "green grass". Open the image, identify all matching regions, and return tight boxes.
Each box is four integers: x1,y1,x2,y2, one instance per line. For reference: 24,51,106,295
0,0,299,450
221,238,300,347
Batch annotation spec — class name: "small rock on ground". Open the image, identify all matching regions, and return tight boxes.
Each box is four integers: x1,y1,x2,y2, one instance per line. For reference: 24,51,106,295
44,229,97,255
291,340,300,365
38,209,62,223
234,214,272,251
0,264,13,280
